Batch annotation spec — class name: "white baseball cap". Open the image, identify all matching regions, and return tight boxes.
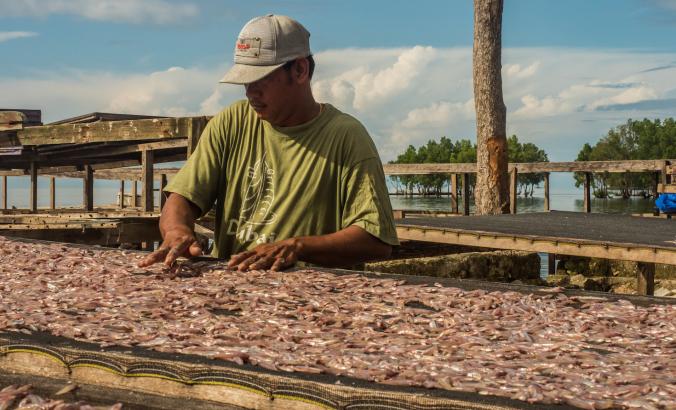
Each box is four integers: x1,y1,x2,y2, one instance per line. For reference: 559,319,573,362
220,14,311,85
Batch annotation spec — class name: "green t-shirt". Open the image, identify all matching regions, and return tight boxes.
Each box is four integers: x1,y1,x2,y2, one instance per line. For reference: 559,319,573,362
165,100,399,259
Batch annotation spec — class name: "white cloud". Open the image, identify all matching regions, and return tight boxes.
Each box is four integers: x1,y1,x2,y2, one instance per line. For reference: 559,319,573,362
0,31,38,42
0,0,198,25
503,61,540,79
3,47,676,163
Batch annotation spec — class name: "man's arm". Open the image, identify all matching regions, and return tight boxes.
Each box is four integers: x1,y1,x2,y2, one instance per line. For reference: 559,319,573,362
228,225,392,271
138,193,203,267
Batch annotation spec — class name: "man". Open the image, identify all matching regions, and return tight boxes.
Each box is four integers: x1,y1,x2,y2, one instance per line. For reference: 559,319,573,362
139,14,398,271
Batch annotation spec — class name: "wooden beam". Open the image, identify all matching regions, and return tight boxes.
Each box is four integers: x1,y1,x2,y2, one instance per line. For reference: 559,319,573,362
509,167,517,214
48,139,188,159
450,174,458,213
636,262,655,296
382,160,674,176
658,184,676,194
1,175,6,210
462,173,470,216
583,172,591,213
543,172,550,212
396,225,676,265
141,150,154,212
29,162,38,213
0,111,26,131
15,116,212,146
49,177,55,209
83,165,94,211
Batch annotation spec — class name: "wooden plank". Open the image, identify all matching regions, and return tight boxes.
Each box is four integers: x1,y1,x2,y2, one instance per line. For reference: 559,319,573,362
0,222,161,245
16,117,207,146
657,184,676,194
57,139,187,159
49,177,55,209
544,172,550,212
636,262,655,296
382,160,673,175
29,162,37,213
395,225,676,265
462,173,470,216
0,109,41,125
141,150,154,212
0,111,26,131
583,172,591,213
1,175,6,210
83,165,93,211
509,168,517,214
450,174,458,213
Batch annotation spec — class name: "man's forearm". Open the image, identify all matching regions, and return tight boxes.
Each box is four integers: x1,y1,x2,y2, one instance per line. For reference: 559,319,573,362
295,225,392,267
159,193,201,237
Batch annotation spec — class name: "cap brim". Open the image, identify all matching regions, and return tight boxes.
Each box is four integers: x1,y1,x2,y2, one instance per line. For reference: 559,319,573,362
219,62,285,85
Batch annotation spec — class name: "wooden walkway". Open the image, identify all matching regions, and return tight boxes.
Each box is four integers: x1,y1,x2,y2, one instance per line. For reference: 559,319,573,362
396,211,676,295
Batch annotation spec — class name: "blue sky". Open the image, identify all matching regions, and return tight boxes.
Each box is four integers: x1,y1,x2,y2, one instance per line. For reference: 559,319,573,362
2,0,676,163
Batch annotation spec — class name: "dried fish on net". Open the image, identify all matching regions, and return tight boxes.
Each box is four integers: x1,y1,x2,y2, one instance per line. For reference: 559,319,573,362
0,383,121,410
0,236,674,409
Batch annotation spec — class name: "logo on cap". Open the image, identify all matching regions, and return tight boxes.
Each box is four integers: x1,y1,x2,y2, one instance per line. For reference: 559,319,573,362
235,37,261,58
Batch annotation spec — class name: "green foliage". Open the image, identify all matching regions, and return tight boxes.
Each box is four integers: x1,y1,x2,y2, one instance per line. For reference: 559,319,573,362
507,135,549,197
390,135,548,197
574,118,676,198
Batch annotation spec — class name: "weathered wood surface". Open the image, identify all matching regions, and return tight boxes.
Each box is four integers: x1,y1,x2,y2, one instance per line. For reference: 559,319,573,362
382,160,675,175
15,116,212,146
658,183,676,193
0,111,26,131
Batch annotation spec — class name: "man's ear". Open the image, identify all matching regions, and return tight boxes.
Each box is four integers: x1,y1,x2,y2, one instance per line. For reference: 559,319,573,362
295,58,310,83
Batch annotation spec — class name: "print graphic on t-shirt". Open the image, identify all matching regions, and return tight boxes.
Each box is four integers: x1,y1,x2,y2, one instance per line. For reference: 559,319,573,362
235,152,278,245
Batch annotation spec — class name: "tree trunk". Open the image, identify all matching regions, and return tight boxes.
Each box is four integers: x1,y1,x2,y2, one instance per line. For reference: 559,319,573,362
473,0,509,214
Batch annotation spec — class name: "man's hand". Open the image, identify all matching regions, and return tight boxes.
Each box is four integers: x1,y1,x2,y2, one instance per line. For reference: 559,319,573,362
227,238,301,271
138,226,203,267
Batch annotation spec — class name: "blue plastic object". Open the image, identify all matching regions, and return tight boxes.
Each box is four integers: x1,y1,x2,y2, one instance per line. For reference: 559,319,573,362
655,193,676,213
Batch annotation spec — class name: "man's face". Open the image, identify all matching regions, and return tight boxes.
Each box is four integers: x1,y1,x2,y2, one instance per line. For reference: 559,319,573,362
244,65,296,126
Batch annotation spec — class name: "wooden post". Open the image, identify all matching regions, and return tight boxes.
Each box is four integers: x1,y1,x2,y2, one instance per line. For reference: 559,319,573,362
131,181,138,208
187,117,208,158
450,174,458,213
543,172,550,211
83,164,93,211
142,150,154,212
30,162,38,213
2,175,7,210
160,173,168,210
462,173,470,216
118,180,125,209
636,262,655,296
392,210,406,219
652,172,659,199
49,177,56,209
548,253,556,275
583,172,591,213
509,167,517,214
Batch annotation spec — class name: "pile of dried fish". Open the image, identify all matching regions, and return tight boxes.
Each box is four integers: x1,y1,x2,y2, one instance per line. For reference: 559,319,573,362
0,384,121,410
0,236,674,409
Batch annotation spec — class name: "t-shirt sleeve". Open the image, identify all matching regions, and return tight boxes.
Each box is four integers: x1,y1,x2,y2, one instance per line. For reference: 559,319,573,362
341,157,400,246
163,116,226,216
